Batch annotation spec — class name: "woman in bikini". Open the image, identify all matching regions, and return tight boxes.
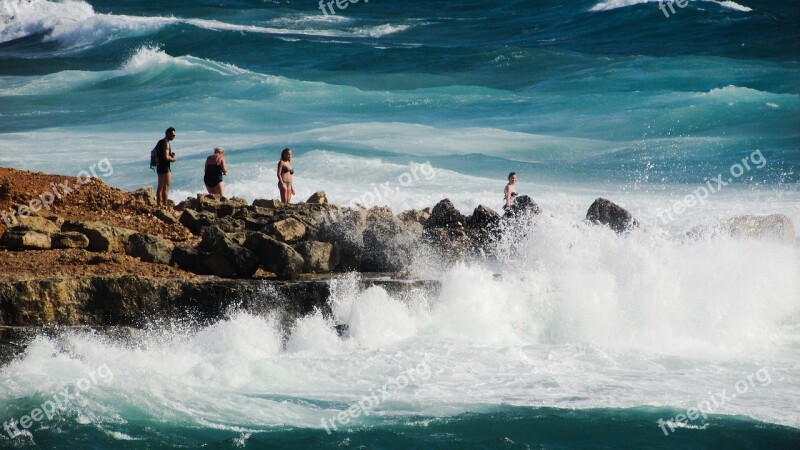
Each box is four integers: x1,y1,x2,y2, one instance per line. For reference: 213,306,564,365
277,148,295,203
504,172,518,211
204,147,228,196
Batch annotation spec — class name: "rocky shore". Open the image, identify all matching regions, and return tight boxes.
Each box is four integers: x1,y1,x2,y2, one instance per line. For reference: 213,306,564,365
0,166,795,345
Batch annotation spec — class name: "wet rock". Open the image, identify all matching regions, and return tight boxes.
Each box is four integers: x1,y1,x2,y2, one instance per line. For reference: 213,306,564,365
689,214,796,243
306,191,328,204
467,205,501,231
2,229,51,250
362,215,416,272
504,195,541,218
62,221,136,252
422,227,471,262
317,211,365,271
125,233,171,264
199,226,259,278
586,198,638,234
244,232,304,280
51,231,90,249
398,208,431,227
295,241,339,273
425,199,465,230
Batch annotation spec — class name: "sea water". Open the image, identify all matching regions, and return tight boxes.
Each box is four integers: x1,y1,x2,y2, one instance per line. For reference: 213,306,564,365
1,0,799,447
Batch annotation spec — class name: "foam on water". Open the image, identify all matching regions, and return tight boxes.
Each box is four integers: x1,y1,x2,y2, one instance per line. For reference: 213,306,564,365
590,0,752,13
2,219,798,435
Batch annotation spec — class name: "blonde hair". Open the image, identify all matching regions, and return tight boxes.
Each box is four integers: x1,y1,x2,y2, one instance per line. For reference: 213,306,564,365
214,147,224,154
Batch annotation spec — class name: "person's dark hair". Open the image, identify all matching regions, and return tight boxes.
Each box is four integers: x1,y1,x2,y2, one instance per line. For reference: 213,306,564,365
166,127,176,135
281,148,292,160
508,172,516,180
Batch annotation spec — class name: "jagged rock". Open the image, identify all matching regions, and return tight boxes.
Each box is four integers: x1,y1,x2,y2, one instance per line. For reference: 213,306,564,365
171,246,212,275
265,217,306,243
244,233,304,280
12,215,60,234
317,211,365,271
130,187,156,206
422,227,471,261
362,215,415,272
504,195,541,218
125,233,171,264
586,198,638,234
366,206,394,225
179,209,217,235
199,226,259,278
2,229,51,249
306,191,328,205
295,241,339,273
253,199,283,209
425,199,465,230
398,208,431,227
62,221,135,252
467,205,501,230
51,231,89,249
154,208,179,225
177,194,248,216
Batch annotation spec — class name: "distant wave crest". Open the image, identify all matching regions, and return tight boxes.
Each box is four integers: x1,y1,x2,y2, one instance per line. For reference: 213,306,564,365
590,0,752,13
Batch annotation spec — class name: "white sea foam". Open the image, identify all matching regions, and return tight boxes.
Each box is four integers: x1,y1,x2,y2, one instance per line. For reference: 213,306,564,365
1,219,798,432
0,0,411,50
590,0,752,13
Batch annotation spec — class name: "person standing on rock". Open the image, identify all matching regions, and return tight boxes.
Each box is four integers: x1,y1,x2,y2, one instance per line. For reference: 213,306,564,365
503,172,518,211
155,127,177,207
204,147,228,196
277,148,295,203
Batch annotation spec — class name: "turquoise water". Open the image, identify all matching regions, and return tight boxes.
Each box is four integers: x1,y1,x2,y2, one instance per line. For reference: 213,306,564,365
1,1,800,448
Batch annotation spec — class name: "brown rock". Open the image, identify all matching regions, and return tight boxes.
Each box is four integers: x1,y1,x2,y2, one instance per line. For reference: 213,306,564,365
2,229,51,249
306,191,328,205
14,215,60,234
253,199,283,209
62,221,136,253
295,241,338,273
586,198,638,234
51,232,90,249
266,217,306,243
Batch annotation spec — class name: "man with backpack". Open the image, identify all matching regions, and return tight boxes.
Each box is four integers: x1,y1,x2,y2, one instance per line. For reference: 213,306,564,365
152,127,177,207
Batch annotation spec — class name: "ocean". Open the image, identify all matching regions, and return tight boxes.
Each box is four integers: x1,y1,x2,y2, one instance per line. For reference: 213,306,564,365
1,0,799,448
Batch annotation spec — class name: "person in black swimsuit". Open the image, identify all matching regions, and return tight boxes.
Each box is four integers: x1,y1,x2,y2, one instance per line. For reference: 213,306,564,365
503,172,518,211
204,147,228,196
155,127,177,208
277,148,295,203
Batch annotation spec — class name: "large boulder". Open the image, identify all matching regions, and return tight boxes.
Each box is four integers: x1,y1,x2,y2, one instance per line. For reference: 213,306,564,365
51,231,90,249
62,221,135,252
295,241,339,273
467,205,501,231
361,215,415,272
586,198,638,234
125,233,171,264
265,217,306,243
13,216,60,234
154,208,179,225
425,199,465,230
317,211,366,271
171,246,212,275
179,209,217,235
398,208,431,227
177,194,248,216
2,229,51,250
198,226,259,278
244,233,304,280
504,195,541,218
306,191,328,205
422,227,471,262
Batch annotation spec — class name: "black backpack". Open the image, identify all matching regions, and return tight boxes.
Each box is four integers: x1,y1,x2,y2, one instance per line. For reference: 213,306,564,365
149,143,160,171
